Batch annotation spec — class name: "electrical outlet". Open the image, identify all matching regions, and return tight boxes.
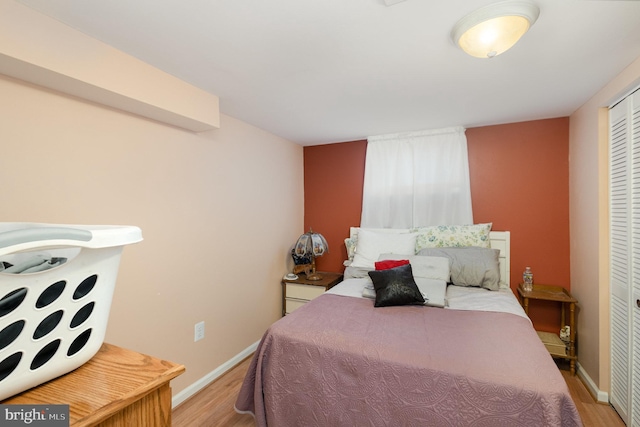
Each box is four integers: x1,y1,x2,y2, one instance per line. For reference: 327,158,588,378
194,321,205,342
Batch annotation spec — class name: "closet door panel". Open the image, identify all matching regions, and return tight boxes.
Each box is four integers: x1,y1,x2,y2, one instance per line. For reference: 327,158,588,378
631,90,640,427
610,97,631,424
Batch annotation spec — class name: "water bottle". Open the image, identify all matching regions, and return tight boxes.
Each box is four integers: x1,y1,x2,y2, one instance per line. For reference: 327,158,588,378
523,266,533,292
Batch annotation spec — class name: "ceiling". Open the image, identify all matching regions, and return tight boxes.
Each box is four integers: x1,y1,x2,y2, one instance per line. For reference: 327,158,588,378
14,0,640,146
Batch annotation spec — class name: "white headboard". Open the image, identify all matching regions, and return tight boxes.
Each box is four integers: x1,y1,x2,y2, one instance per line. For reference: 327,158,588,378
489,231,511,287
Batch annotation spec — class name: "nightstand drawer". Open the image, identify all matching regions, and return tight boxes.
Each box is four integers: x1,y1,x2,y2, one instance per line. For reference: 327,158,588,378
281,272,343,317
285,298,307,314
285,283,326,301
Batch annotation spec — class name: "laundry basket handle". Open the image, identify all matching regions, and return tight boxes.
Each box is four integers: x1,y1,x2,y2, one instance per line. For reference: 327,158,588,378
0,227,92,251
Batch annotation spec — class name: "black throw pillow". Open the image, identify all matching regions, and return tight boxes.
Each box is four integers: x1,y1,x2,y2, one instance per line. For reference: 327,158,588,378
368,264,425,307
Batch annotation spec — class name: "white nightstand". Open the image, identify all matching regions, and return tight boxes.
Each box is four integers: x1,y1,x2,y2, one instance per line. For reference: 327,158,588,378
281,272,343,316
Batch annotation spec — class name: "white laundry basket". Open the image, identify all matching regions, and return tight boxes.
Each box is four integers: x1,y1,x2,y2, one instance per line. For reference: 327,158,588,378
0,222,142,401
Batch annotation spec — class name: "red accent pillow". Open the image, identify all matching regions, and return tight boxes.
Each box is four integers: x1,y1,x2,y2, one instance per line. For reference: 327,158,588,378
375,259,410,271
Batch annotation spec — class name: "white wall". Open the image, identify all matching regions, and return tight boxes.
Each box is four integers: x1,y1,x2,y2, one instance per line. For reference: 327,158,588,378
0,73,303,395
570,55,640,396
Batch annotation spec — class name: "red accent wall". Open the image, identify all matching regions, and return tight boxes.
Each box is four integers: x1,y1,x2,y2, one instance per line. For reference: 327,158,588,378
303,139,367,271
304,118,569,331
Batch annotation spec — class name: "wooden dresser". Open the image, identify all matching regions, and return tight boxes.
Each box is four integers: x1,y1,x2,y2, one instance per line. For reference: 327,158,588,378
2,343,185,426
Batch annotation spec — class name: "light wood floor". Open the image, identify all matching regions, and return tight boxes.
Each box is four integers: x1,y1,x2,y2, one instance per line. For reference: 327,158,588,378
172,356,625,427
172,356,255,427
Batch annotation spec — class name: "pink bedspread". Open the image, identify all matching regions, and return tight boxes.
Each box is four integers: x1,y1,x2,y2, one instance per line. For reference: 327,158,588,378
235,294,583,426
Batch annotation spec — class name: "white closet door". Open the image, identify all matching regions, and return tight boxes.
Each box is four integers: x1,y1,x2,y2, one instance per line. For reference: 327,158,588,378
610,96,631,425
631,89,640,427
610,88,640,426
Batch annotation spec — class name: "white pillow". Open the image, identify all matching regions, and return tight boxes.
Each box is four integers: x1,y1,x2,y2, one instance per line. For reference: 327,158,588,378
408,256,449,281
414,277,447,308
350,229,416,269
345,227,412,262
378,253,450,281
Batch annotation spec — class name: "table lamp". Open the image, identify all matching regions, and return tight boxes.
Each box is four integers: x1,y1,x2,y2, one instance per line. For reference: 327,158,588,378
293,229,328,280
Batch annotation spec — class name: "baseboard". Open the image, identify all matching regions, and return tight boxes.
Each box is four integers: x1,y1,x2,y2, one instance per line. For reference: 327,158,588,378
576,362,609,404
172,340,260,408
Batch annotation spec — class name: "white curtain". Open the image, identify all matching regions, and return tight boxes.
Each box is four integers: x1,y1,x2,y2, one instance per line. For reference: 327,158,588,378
360,127,473,228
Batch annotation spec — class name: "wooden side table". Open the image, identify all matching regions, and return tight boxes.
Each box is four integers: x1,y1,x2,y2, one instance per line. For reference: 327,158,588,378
517,284,578,375
282,271,343,316
3,343,185,426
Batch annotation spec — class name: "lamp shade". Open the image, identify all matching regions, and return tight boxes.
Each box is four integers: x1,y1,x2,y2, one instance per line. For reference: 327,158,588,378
294,230,328,257
293,229,328,280
451,1,540,58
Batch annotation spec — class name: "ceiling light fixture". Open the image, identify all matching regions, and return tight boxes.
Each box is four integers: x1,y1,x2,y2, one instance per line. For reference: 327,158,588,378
451,1,540,59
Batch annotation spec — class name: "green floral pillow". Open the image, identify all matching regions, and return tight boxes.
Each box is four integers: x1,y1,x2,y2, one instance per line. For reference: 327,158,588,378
411,223,492,252
344,237,357,261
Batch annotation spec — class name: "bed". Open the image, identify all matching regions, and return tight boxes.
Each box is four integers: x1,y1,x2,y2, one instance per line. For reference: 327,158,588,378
235,226,583,426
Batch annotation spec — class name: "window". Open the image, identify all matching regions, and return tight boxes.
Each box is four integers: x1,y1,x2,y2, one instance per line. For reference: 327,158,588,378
361,127,473,228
